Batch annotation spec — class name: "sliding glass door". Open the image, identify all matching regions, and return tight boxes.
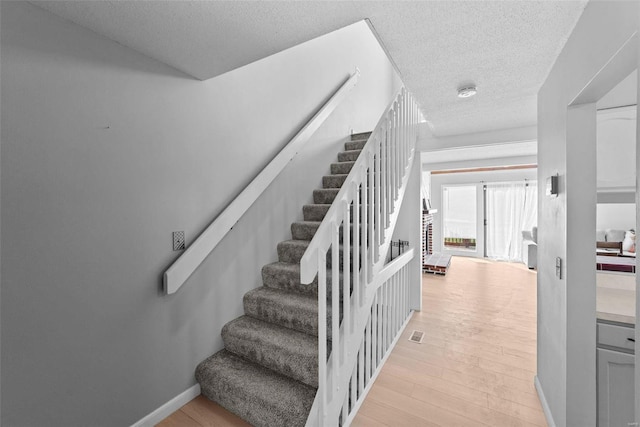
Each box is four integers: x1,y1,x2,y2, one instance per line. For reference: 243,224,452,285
442,185,480,255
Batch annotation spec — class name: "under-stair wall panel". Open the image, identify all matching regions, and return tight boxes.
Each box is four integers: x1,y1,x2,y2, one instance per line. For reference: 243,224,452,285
0,2,402,425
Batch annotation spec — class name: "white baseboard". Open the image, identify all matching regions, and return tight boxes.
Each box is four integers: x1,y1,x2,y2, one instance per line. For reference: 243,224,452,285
131,384,200,427
534,375,556,427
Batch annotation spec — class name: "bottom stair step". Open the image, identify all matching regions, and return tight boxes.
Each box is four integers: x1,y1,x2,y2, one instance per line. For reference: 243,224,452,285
196,349,316,427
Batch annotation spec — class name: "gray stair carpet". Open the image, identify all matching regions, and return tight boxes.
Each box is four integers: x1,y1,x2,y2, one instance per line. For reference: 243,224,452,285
195,132,370,427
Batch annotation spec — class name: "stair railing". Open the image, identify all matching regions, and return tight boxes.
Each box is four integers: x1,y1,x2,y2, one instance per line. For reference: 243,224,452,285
164,70,360,294
300,87,422,426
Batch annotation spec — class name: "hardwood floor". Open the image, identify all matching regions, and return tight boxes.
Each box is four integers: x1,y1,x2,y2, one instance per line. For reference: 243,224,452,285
157,256,544,427
352,256,544,427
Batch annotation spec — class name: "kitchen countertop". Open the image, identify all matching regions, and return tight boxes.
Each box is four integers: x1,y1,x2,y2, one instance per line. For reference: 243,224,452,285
597,272,635,325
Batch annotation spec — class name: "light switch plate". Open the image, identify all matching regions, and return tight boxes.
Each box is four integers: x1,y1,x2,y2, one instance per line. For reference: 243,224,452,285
173,231,185,251
546,175,559,197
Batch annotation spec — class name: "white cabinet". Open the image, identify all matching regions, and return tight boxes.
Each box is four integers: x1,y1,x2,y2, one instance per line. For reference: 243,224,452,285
597,348,635,427
597,320,635,427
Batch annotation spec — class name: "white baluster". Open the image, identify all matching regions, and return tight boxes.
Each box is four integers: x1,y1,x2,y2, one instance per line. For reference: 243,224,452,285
366,309,372,382
398,96,402,192
403,265,407,318
403,265,407,319
331,221,340,393
377,287,382,365
399,91,405,168
343,200,351,339
382,281,389,352
406,90,410,161
385,115,392,228
392,101,398,201
361,167,368,308
406,92,410,162
352,181,360,313
342,391,348,423
393,274,398,334
318,250,327,423
358,339,364,395
391,105,397,203
372,292,378,369
374,137,384,262
379,124,386,238
350,366,356,412
368,151,374,282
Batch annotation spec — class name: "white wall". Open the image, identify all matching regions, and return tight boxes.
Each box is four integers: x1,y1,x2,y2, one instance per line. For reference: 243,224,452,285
537,2,639,426
597,106,636,192
430,168,537,256
598,69,637,110
0,3,402,425
597,203,636,231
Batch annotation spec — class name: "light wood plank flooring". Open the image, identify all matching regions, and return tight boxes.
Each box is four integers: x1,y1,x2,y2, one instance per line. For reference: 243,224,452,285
352,256,544,427
158,256,544,426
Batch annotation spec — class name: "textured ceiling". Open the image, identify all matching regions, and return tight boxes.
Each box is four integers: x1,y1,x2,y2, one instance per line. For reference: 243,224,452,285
32,1,587,138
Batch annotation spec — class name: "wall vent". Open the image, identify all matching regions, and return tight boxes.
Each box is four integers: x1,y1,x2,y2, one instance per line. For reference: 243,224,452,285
408,330,424,344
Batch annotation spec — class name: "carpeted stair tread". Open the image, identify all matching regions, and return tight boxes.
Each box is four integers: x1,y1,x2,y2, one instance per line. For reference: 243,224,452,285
303,204,331,221
345,140,367,151
277,239,310,264
196,350,316,427
261,262,344,299
331,161,355,175
291,221,353,243
338,149,362,162
322,174,348,189
222,315,318,387
277,240,346,267
291,221,320,240
351,131,372,140
313,189,340,204
244,287,329,335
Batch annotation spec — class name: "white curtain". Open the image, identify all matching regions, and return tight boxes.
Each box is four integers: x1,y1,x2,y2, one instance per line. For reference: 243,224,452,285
486,181,537,261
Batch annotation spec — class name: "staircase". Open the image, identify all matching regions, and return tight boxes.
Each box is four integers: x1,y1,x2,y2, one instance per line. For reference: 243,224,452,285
195,132,371,427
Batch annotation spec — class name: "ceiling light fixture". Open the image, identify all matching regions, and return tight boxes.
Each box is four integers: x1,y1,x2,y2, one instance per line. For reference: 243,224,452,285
457,85,477,98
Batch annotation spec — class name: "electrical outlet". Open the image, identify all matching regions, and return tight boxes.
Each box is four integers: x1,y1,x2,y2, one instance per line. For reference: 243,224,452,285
556,257,562,279
173,231,185,251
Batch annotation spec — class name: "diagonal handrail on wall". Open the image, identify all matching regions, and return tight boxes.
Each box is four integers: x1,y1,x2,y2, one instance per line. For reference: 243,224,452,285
164,70,360,295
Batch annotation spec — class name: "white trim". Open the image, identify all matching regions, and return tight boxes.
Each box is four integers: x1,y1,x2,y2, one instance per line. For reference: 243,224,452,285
164,70,360,294
534,375,556,427
343,311,415,426
131,384,200,427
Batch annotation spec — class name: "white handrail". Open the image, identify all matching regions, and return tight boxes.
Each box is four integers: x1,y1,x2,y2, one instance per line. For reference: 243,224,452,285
299,87,401,284
302,87,422,426
164,70,360,294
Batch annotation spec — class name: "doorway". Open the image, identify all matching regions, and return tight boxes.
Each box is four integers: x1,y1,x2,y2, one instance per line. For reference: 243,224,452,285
561,30,638,426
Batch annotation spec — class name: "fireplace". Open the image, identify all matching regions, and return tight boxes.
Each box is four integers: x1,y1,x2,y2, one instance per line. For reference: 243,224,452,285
422,210,434,261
